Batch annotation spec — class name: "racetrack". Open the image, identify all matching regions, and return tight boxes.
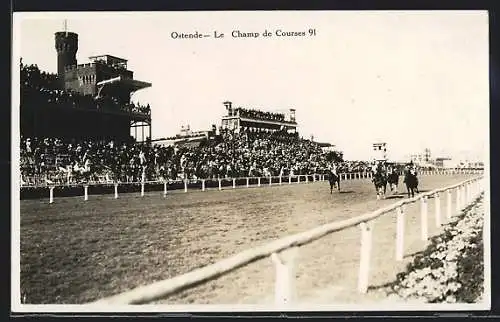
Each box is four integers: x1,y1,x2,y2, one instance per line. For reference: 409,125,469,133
19,174,477,304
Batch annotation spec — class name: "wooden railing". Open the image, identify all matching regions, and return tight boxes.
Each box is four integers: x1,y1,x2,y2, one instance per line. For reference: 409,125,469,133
21,168,484,204
88,175,485,306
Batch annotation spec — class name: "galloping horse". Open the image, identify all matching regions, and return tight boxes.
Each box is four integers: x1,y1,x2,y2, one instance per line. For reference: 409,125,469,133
403,167,419,198
327,168,341,194
387,167,399,193
372,164,388,199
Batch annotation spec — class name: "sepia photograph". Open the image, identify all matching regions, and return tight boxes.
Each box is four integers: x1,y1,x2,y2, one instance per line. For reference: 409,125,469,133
12,10,490,312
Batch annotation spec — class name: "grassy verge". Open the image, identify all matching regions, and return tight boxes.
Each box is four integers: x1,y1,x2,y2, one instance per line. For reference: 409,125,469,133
389,194,484,303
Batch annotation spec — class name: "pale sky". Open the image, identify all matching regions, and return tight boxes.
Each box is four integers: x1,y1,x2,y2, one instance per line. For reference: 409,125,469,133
13,11,489,161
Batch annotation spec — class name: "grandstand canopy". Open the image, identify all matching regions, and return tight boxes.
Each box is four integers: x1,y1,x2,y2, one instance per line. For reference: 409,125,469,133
96,75,152,94
89,54,128,68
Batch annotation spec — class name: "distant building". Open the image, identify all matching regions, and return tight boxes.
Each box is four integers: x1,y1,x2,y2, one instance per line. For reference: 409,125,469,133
372,143,387,161
153,125,212,148
434,157,454,168
410,148,432,165
316,142,338,153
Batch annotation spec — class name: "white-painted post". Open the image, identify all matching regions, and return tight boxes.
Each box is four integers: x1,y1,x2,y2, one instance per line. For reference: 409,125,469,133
395,207,405,261
456,186,462,213
447,189,452,220
358,221,373,294
435,193,441,228
305,175,309,183
279,176,282,185
163,181,168,196
464,182,470,204
269,176,273,186
233,178,236,189
184,179,188,193
84,185,89,201
141,170,146,197
114,183,119,199
218,178,222,191
465,183,470,205
49,187,54,204
313,174,316,182
271,248,298,306
420,196,428,241
201,179,205,191
258,177,261,187
289,175,292,185
246,177,249,188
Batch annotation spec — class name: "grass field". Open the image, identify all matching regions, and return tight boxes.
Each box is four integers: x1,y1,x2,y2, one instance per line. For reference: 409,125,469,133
18,174,478,304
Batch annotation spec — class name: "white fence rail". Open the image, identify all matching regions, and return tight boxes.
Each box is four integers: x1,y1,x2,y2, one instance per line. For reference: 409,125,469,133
89,175,484,305
21,168,484,204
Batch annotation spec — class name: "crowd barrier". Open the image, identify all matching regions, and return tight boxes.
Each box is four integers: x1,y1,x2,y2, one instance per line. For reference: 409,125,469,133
20,168,484,203
88,174,485,306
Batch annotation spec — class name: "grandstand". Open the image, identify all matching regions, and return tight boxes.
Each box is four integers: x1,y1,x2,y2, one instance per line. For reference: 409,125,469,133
220,101,298,133
21,30,152,143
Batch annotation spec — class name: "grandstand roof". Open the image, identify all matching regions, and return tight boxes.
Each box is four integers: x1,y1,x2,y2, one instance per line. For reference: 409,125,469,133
89,55,128,63
96,76,152,92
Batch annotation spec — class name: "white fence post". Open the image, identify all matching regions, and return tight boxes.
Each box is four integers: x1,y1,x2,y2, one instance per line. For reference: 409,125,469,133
446,189,452,220
246,177,249,188
141,171,146,197
271,247,298,306
49,187,54,204
202,179,205,192
313,174,316,182
233,178,236,189
289,175,292,185
218,178,222,191
358,221,373,293
395,206,405,261
258,177,261,187
420,196,428,241
84,185,89,201
184,180,188,193
269,176,273,186
279,176,282,185
305,175,309,183
164,181,168,196
114,183,119,199
463,183,469,206
435,193,441,228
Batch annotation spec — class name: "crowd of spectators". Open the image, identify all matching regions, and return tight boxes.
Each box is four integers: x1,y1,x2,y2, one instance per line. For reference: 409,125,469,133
20,62,151,116
236,108,286,122
20,127,375,186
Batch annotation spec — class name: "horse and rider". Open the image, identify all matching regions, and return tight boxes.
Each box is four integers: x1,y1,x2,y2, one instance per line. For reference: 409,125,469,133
371,160,388,199
386,163,400,193
403,161,420,197
327,162,341,194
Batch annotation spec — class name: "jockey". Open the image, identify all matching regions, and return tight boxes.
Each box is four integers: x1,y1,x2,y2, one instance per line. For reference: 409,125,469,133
371,160,378,174
330,162,338,176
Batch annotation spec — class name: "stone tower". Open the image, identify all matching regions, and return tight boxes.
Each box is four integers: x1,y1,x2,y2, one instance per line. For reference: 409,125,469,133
55,31,78,89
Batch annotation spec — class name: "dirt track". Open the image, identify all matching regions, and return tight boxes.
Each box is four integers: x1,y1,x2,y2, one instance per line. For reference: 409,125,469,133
19,174,477,304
